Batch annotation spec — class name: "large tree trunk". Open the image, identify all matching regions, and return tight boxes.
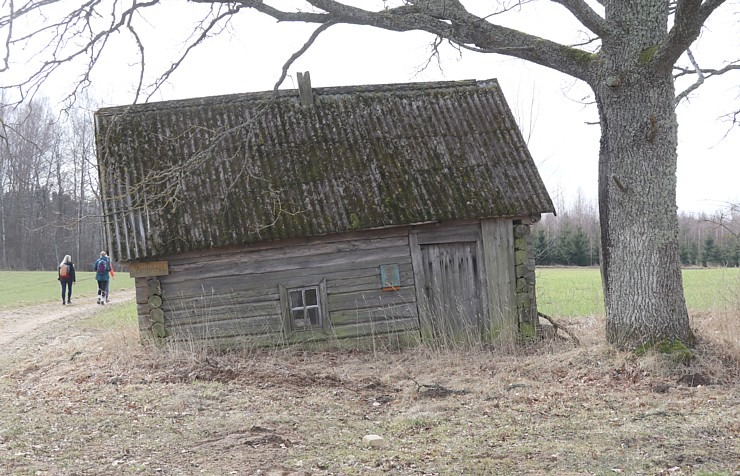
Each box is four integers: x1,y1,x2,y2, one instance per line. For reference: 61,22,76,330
596,71,694,348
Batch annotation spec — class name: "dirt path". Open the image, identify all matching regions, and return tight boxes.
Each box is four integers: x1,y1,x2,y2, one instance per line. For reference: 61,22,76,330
0,289,136,353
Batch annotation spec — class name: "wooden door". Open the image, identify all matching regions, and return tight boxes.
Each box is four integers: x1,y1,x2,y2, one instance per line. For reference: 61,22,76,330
420,242,483,340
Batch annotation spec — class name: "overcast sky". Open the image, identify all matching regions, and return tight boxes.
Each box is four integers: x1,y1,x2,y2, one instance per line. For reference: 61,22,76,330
17,1,740,215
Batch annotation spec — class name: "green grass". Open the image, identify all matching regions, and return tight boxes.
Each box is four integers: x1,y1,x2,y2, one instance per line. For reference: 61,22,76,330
76,301,139,329
2,267,737,318
536,267,740,317
0,271,135,309
681,267,740,311
536,267,606,317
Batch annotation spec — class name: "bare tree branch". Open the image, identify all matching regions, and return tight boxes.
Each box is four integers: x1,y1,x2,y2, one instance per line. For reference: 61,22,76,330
675,49,705,105
674,52,740,106
1,0,160,106
481,1,536,20
126,16,146,104
238,1,599,82
703,203,740,238
548,0,609,38
145,4,244,102
674,61,740,79
0,0,13,73
0,0,606,103
654,0,729,72
272,20,337,92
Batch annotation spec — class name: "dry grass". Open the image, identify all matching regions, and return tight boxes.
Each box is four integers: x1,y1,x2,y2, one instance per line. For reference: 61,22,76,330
1,300,738,475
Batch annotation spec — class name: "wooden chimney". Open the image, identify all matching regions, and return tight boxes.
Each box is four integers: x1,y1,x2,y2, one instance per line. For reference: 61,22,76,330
297,71,314,106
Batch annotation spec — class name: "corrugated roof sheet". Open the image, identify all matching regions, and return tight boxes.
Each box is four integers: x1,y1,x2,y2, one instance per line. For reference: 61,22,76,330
95,79,555,261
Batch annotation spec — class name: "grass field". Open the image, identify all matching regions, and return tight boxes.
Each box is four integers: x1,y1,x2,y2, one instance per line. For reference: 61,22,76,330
536,267,739,317
0,270,135,309
1,267,737,314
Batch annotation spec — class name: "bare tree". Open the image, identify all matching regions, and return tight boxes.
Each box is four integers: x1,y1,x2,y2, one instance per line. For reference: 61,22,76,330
0,95,104,270
1,0,738,347
64,98,102,265
0,99,57,268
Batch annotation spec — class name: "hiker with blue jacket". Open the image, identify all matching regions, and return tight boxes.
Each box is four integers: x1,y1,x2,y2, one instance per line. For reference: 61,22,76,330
94,251,111,305
58,254,76,305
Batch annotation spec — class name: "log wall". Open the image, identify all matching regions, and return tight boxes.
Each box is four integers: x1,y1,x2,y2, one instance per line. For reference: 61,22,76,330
134,218,536,347
136,227,420,346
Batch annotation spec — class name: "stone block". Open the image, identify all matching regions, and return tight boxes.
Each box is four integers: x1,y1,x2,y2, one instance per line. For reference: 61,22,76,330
362,435,387,447
516,277,528,293
515,249,528,266
513,224,530,238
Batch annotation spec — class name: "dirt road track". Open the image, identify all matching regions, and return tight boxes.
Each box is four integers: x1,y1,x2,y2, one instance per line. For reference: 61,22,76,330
0,289,136,352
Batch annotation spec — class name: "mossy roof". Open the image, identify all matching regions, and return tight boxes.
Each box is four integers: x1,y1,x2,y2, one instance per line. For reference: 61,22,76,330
95,79,555,261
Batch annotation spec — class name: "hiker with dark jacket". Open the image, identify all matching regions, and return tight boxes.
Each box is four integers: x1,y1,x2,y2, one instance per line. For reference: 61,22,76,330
93,251,111,305
104,261,115,303
58,254,76,305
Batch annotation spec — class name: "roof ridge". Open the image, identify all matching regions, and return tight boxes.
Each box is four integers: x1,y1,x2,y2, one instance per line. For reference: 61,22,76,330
96,78,499,116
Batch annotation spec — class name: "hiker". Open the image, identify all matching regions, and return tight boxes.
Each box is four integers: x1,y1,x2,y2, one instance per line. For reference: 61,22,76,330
57,255,76,305
93,251,111,305
104,261,115,303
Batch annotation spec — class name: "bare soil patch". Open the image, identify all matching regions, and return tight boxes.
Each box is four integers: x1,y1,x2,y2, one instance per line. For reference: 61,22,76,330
0,301,738,475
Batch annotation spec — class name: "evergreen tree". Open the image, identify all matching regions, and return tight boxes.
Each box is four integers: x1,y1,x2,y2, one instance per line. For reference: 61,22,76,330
719,238,739,267
701,236,720,267
534,229,554,266
567,227,591,266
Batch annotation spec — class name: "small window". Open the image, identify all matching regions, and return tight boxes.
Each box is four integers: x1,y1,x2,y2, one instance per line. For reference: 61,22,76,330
289,286,322,330
380,264,401,291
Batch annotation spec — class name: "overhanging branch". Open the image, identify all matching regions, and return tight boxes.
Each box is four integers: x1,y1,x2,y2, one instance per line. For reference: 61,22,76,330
239,1,597,82
653,0,728,72
674,53,740,105
146,4,245,102
272,20,337,92
1,0,602,103
549,0,609,38
675,49,705,105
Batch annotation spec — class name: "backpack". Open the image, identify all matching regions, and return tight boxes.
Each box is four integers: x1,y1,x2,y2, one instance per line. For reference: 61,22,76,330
60,264,70,279
96,259,108,274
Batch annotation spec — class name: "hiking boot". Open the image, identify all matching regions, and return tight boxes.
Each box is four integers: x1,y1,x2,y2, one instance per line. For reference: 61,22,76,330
62,300,65,305
67,300,71,305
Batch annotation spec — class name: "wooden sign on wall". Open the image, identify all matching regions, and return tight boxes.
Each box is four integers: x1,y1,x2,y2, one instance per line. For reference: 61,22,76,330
128,261,169,278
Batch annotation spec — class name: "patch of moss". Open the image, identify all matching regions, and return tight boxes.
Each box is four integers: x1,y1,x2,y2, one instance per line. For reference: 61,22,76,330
635,339,693,364
560,46,596,65
152,322,166,338
639,44,659,64
349,213,361,230
520,322,537,339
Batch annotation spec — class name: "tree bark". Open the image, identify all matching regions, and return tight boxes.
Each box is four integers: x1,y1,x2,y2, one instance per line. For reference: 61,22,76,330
596,71,693,348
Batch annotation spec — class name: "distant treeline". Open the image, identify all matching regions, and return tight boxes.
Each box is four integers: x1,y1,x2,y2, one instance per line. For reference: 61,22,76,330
534,195,739,267
1,97,105,271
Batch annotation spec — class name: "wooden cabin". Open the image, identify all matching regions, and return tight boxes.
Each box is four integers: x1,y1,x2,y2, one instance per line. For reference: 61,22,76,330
94,76,555,347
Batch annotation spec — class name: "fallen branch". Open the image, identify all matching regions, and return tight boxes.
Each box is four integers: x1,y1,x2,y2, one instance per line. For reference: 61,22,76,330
404,372,468,398
538,312,581,346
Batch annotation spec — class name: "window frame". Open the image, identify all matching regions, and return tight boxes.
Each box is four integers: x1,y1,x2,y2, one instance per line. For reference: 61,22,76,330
279,279,328,337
